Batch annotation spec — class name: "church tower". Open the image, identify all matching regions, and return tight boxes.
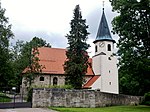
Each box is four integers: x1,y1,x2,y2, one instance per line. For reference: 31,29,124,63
92,7,118,94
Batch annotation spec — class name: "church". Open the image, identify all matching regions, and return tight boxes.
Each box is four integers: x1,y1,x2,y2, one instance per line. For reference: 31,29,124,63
22,8,119,94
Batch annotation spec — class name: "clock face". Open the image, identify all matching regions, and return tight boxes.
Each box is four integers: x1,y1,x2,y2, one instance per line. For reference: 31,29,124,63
99,42,105,47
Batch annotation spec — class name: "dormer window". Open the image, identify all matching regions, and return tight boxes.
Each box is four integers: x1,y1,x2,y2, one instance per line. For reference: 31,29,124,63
108,44,111,51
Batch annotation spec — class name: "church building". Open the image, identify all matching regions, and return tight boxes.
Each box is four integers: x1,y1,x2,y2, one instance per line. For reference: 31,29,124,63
22,8,119,94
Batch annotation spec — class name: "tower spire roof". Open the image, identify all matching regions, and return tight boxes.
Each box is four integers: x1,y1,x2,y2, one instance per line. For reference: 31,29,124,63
94,7,115,43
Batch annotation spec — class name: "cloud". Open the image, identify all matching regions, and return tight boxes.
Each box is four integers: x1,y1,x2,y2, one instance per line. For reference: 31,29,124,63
2,0,119,57
10,28,68,48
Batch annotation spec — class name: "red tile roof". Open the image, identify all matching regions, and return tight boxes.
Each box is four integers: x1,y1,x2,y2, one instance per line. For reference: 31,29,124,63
83,75,100,88
38,47,66,74
28,47,94,75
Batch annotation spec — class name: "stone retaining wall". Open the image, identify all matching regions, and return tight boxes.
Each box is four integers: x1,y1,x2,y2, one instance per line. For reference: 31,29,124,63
32,88,143,108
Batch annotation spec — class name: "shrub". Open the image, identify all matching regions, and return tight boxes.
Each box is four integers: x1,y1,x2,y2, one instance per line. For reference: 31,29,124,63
32,84,73,89
142,92,150,105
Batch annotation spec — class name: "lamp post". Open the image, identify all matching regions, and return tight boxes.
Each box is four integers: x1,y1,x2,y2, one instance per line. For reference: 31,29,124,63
12,87,16,108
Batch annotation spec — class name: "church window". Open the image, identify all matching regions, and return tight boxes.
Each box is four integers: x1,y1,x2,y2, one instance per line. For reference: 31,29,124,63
109,82,111,85
108,44,111,51
53,77,58,85
40,76,44,81
109,70,110,73
95,45,98,52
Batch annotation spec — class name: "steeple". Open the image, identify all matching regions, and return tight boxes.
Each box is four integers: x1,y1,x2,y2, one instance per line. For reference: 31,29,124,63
94,7,115,43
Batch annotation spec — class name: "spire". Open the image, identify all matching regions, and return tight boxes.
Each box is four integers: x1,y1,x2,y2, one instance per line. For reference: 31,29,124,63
94,5,115,43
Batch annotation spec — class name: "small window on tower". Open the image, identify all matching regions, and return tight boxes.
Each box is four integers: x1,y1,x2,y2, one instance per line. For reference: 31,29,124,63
95,45,98,52
40,76,44,81
108,44,111,51
109,82,111,85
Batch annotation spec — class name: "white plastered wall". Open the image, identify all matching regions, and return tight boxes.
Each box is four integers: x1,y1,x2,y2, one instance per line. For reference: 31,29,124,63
92,41,119,94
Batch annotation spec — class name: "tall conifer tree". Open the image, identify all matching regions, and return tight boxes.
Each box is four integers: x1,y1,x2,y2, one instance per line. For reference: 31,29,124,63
64,5,90,88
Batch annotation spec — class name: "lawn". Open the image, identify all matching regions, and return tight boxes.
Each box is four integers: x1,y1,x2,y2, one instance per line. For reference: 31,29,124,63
0,92,11,102
50,105,150,112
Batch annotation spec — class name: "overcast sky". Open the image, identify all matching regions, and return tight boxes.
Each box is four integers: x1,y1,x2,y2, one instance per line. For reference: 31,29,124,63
1,0,119,57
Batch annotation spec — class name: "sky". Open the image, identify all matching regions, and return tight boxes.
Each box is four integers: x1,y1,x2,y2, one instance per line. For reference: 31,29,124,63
1,0,119,57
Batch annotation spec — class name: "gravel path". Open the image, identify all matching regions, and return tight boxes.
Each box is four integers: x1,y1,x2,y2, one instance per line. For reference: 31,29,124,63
0,108,58,112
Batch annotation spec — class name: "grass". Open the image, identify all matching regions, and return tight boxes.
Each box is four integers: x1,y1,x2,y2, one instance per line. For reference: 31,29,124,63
50,105,150,112
0,92,11,102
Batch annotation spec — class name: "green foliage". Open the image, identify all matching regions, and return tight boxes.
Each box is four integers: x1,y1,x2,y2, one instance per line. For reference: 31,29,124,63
9,40,25,88
50,105,150,112
64,5,90,89
144,92,150,102
32,84,73,89
29,36,51,48
10,37,51,88
0,2,51,88
19,37,50,87
142,92,150,105
0,3,14,87
110,0,150,95
23,47,43,86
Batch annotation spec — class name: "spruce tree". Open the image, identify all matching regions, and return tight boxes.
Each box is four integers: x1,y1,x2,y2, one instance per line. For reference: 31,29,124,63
64,5,90,89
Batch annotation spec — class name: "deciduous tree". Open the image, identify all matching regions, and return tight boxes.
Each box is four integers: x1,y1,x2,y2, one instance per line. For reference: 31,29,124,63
110,0,150,95
0,3,13,87
11,37,51,88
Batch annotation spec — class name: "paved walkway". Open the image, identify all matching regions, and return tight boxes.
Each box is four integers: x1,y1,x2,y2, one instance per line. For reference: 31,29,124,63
0,108,58,112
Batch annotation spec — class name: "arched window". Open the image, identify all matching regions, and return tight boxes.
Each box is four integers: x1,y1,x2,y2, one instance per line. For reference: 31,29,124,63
39,76,44,81
109,82,111,85
53,77,58,85
108,44,111,51
95,45,98,52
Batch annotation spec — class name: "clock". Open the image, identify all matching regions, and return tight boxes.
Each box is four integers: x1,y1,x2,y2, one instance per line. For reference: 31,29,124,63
99,42,105,47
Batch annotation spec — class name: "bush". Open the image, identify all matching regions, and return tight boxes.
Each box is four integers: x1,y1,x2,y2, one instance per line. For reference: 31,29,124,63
142,92,150,105
32,84,73,89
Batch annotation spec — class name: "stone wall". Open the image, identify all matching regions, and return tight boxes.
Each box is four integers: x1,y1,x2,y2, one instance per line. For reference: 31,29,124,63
32,88,143,108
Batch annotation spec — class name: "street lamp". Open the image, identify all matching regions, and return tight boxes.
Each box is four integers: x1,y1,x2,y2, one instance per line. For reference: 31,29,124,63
12,87,16,91
12,87,16,108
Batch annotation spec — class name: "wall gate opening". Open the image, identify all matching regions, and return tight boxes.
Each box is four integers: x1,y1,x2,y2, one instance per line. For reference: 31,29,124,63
0,87,32,109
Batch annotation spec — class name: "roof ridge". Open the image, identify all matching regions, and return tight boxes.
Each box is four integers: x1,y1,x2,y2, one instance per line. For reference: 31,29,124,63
39,47,66,50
